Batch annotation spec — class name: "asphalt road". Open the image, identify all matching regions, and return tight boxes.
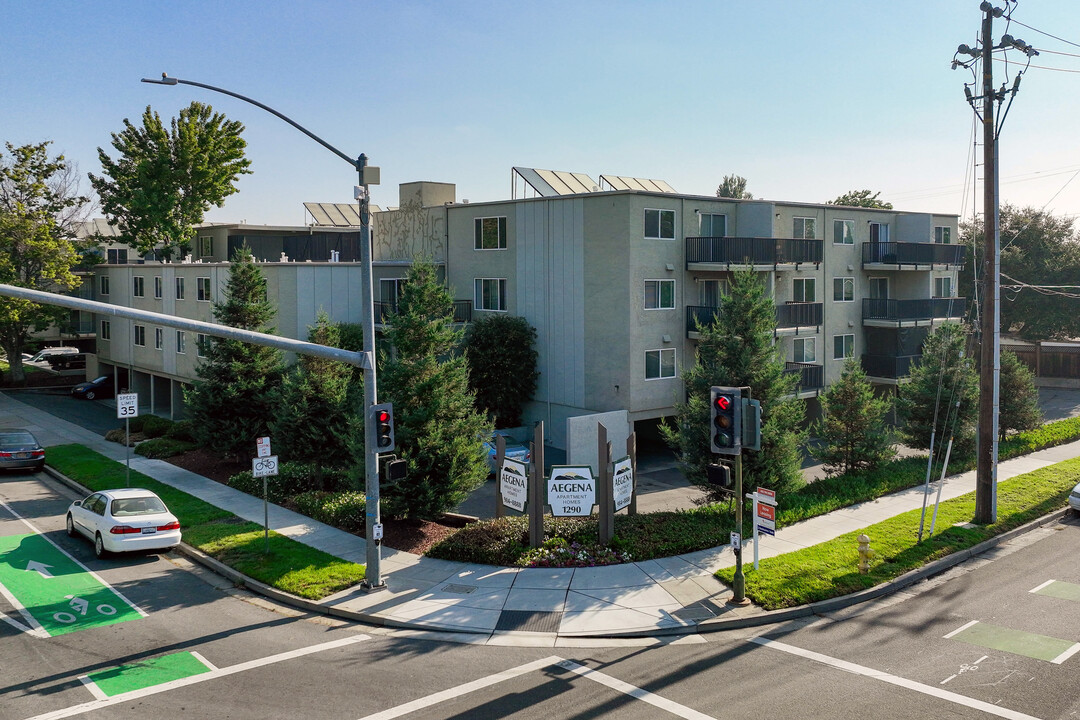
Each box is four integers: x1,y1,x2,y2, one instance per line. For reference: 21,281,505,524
4,389,119,437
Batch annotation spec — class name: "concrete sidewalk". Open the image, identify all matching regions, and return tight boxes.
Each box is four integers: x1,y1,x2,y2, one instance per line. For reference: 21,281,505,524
3,391,1076,641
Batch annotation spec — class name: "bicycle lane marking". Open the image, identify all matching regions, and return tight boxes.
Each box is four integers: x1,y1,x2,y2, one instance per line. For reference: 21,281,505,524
0,501,145,637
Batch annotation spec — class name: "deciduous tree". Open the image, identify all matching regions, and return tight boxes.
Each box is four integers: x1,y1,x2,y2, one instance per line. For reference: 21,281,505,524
465,314,539,428
827,189,893,209
716,174,753,200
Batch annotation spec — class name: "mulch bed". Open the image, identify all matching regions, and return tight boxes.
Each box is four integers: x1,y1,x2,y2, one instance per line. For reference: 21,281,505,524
162,446,459,555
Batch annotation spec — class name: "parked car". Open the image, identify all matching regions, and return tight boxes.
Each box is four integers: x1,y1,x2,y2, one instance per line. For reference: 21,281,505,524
27,346,79,364
46,352,86,370
1070,481,1080,514
71,376,114,400
0,428,45,472
66,488,182,559
483,431,530,475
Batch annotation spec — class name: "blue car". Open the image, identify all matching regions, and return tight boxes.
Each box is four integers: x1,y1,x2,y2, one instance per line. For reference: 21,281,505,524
483,431,530,475
71,376,115,401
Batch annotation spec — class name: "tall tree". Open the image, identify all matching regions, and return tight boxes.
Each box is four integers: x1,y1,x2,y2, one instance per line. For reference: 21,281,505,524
716,174,754,200
465,314,539,428
377,260,491,518
811,357,895,475
184,246,284,456
827,189,893,209
90,102,251,258
998,348,1041,439
960,205,1080,341
661,268,806,498
895,322,979,457
0,141,89,385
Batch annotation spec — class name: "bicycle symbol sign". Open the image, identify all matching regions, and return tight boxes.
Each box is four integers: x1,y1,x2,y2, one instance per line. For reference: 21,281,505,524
53,594,116,624
252,455,279,477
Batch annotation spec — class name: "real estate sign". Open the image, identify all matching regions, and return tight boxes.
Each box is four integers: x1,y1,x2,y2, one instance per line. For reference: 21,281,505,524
548,466,596,517
500,457,529,512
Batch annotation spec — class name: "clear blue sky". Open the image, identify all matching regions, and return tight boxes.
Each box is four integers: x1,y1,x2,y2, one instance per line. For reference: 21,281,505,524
4,1,1080,227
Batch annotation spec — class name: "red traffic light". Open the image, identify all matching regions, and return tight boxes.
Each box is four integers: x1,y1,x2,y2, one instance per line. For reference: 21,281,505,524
376,410,390,423
714,395,731,411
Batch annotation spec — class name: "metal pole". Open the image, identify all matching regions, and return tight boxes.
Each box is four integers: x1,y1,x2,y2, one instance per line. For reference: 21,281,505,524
917,430,936,542
731,451,748,605
125,416,130,488
263,475,269,553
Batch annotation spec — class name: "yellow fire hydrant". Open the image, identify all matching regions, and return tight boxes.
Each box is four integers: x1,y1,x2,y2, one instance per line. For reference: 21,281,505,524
857,533,875,574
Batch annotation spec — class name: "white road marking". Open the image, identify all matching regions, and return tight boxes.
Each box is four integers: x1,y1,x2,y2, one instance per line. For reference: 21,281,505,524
1029,579,1055,594
76,675,107,701
0,500,147,618
1051,642,1080,665
557,659,717,720
0,584,48,638
943,619,980,639
976,655,988,664
0,606,40,636
750,636,1042,720
190,650,218,671
940,674,957,685
24,634,370,720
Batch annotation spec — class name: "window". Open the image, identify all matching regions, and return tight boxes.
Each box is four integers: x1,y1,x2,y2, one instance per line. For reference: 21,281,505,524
833,219,855,245
644,280,675,310
793,337,816,363
197,277,211,302
99,275,110,296
154,276,162,299
132,276,144,297
199,236,213,257
699,213,727,238
869,222,890,243
474,217,507,250
100,321,111,341
133,325,146,347
380,278,405,308
645,209,675,240
176,331,186,354
833,334,854,360
175,277,186,300
107,248,128,264
793,217,817,239
645,348,676,380
934,276,953,298
832,277,854,302
698,279,728,307
793,278,816,303
869,277,889,299
196,333,208,358
474,278,507,311
154,328,164,350
934,226,952,244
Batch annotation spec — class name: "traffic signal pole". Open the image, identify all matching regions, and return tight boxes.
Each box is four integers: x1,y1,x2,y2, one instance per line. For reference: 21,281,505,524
731,451,749,606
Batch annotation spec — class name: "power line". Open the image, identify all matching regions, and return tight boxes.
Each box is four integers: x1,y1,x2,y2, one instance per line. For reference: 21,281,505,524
1006,17,1080,51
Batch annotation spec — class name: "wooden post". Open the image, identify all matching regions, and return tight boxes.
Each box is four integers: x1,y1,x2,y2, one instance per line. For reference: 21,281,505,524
627,431,637,516
598,422,613,545
494,433,506,519
529,422,545,548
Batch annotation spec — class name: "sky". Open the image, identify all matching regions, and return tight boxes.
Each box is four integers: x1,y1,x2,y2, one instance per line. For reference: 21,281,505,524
4,0,1080,227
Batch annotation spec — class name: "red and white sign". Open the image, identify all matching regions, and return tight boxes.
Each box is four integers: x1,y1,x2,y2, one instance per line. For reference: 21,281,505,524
756,487,776,505
756,503,775,522
256,436,271,458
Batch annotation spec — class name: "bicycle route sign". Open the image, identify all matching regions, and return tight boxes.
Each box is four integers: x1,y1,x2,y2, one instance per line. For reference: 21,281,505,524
252,455,279,478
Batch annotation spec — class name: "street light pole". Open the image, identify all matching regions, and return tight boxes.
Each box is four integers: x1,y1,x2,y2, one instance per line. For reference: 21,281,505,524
142,73,386,589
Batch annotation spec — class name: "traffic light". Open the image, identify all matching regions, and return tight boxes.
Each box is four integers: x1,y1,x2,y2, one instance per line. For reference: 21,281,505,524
710,386,742,455
706,462,733,490
371,402,395,452
741,398,761,452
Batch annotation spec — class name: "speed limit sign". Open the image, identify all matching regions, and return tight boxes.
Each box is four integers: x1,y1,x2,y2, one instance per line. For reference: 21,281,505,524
116,393,138,419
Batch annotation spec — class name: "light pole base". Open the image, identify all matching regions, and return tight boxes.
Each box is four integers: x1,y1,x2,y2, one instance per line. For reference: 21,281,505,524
726,596,752,607
360,580,387,593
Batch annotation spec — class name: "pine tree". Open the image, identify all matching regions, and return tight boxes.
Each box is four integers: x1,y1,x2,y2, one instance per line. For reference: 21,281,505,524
998,348,1041,439
270,311,354,488
811,357,895,475
184,246,284,457
661,268,806,498
895,322,978,457
377,259,492,518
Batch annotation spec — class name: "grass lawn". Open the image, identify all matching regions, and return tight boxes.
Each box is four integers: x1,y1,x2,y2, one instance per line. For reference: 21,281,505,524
46,444,365,600
717,455,1080,610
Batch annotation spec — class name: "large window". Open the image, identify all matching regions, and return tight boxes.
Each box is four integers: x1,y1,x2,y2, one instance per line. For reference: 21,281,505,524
833,334,854,360
699,213,727,238
99,275,110,296
176,331,186,354
474,217,507,250
133,325,146,347
869,222,890,243
154,276,162,299
380,278,405,305
793,337,816,363
645,209,675,240
474,278,507,311
833,219,855,245
175,277,185,300
197,277,211,302
793,217,817,239
793,277,816,303
698,279,728,307
934,276,953,298
833,277,854,302
934,226,952,244
132,276,144,298
644,280,675,310
199,236,213,257
154,328,164,350
100,321,110,341
645,348,676,380
196,333,208,358
107,248,128,264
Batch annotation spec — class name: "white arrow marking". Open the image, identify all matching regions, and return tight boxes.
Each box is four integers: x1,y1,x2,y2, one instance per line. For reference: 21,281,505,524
25,561,53,579
66,596,89,615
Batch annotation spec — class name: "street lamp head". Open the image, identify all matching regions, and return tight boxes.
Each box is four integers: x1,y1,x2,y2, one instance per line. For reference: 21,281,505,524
141,73,178,86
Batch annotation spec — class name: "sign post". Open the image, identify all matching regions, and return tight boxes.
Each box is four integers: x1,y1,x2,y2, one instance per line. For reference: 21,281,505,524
116,393,138,488
252,438,278,553
748,487,777,570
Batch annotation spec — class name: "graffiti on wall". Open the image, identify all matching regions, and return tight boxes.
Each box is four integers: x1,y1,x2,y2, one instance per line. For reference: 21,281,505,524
373,198,445,262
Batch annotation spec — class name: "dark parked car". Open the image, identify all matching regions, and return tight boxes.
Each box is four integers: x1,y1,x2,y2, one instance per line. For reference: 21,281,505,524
47,352,86,370
0,429,45,472
71,376,115,401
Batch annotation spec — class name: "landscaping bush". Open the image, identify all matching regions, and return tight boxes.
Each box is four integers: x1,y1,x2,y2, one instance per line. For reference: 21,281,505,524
293,490,367,533
518,537,632,568
125,416,147,433
165,419,197,442
140,415,173,439
104,428,139,446
134,437,197,459
227,462,347,504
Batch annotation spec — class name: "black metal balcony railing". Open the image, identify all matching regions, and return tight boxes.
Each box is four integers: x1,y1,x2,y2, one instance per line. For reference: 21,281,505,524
775,302,823,328
686,305,721,333
686,237,824,265
861,354,919,379
60,320,96,335
862,297,966,322
784,362,824,392
862,242,967,266
374,300,472,324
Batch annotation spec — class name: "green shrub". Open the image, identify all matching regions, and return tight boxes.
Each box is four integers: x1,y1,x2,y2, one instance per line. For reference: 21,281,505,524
134,437,196,459
125,416,147,432
165,419,197,442
294,490,367,533
227,461,346,504
140,415,173,439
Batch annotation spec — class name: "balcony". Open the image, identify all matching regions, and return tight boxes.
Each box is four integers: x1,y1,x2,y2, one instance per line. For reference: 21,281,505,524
862,297,966,327
861,354,920,383
784,362,824,396
862,242,966,269
686,302,822,338
374,300,472,327
686,237,823,270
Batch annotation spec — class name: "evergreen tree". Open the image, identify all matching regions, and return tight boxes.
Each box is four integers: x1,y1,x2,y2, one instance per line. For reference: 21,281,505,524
271,311,353,487
998,348,1041,439
811,357,895,475
464,314,539,428
895,322,978,457
184,246,284,456
378,259,491,518
661,268,806,498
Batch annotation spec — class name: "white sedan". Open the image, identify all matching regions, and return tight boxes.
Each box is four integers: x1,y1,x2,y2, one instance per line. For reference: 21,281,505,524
1070,481,1080,514
66,489,182,559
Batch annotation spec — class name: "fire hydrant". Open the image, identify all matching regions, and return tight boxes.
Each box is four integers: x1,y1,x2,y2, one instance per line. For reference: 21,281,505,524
857,533,875,574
